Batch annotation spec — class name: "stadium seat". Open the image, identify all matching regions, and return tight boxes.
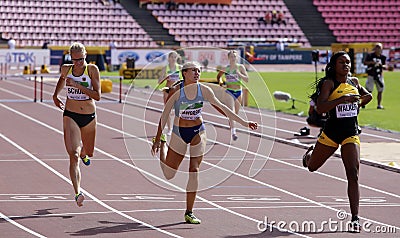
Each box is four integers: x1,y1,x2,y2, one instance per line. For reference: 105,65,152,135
314,0,400,47
0,0,158,48
149,0,310,47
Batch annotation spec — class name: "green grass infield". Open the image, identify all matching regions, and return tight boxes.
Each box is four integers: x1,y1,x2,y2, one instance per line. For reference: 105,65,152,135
102,70,400,132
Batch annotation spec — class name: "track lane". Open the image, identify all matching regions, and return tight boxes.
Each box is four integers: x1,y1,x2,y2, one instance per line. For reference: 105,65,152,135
1,79,398,236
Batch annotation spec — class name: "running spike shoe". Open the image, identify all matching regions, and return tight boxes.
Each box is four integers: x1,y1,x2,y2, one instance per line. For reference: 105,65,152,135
184,211,201,224
81,155,90,166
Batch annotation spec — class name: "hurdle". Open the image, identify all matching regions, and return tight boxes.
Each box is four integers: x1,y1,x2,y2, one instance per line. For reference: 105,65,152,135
34,75,37,102
2,72,124,103
0,63,7,80
32,74,124,103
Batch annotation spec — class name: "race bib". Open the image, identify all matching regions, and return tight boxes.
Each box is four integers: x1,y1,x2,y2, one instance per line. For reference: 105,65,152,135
336,103,358,118
179,101,203,120
226,74,239,83
168,72,180,81
66,85,90,100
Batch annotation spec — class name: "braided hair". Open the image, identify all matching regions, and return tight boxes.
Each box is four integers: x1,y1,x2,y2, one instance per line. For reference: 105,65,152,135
310,51,349,101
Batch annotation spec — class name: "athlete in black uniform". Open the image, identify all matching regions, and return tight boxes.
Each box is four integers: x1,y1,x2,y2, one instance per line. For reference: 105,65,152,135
302,52,372,232
363,43,386,109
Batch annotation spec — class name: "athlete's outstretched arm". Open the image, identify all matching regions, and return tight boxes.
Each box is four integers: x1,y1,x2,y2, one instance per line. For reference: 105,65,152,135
201,84,257,130
151,88,179,155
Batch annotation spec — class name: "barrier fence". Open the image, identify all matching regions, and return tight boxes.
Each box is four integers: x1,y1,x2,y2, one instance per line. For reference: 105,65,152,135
0,70,124,103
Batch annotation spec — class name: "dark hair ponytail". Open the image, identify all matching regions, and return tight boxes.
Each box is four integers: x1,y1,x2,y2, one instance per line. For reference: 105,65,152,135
309,51,349,100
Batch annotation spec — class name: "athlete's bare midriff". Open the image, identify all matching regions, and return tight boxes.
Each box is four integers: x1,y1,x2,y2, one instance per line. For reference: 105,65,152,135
174,117,203,128
226,83,241,90
65,99,96,114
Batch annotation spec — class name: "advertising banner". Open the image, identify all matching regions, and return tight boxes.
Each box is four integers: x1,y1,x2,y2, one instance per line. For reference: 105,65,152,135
388,48,400,68
111,49,171,68
0,49,50,66
251,50,312,64
111,48,236,69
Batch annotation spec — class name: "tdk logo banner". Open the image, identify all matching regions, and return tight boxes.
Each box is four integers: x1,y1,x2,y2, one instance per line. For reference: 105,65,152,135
6,52,34,63
0,49,50,65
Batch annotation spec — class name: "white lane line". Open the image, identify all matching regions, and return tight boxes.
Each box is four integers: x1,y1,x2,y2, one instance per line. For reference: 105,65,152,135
97,110,400,232
99,105,400,200
4,80,400,174
0,99,308,237
4,82,400,206
102,102,400,228
119,86,400,142
4,80,399,143
3,96,400,233
3,201,400,227
0,200,399,208
0,133,182,238
0,194,69,195
0,212,46,238
112,90,400,173
5,81,400,233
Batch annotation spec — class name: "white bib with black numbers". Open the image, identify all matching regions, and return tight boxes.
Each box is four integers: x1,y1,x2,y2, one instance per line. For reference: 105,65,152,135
335,103,358,118
66,66,92,100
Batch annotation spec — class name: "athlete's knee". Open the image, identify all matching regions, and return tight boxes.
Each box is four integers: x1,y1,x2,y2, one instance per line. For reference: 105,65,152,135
187,167,199,188
163,172,176,180
346,167,359,183
68,151,80,161
69,155,79,167
189,166,200,173
161,165,177,180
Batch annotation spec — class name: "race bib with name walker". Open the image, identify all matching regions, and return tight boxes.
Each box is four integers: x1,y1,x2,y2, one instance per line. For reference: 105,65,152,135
336,102,358,118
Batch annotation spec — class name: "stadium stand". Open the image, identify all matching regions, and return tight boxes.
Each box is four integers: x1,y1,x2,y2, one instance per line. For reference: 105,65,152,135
119,0,179,47
1,0,397,49
314,0,400,48
284,0,336,47
147,0,311,47
0,0,158,48
139,0,232,5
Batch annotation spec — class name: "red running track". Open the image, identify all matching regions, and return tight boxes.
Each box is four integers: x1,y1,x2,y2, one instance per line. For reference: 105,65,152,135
0,79,399,237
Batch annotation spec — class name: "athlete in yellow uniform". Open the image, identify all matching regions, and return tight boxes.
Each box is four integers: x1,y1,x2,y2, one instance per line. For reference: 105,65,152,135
319,79,361,147
302,52,372,232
